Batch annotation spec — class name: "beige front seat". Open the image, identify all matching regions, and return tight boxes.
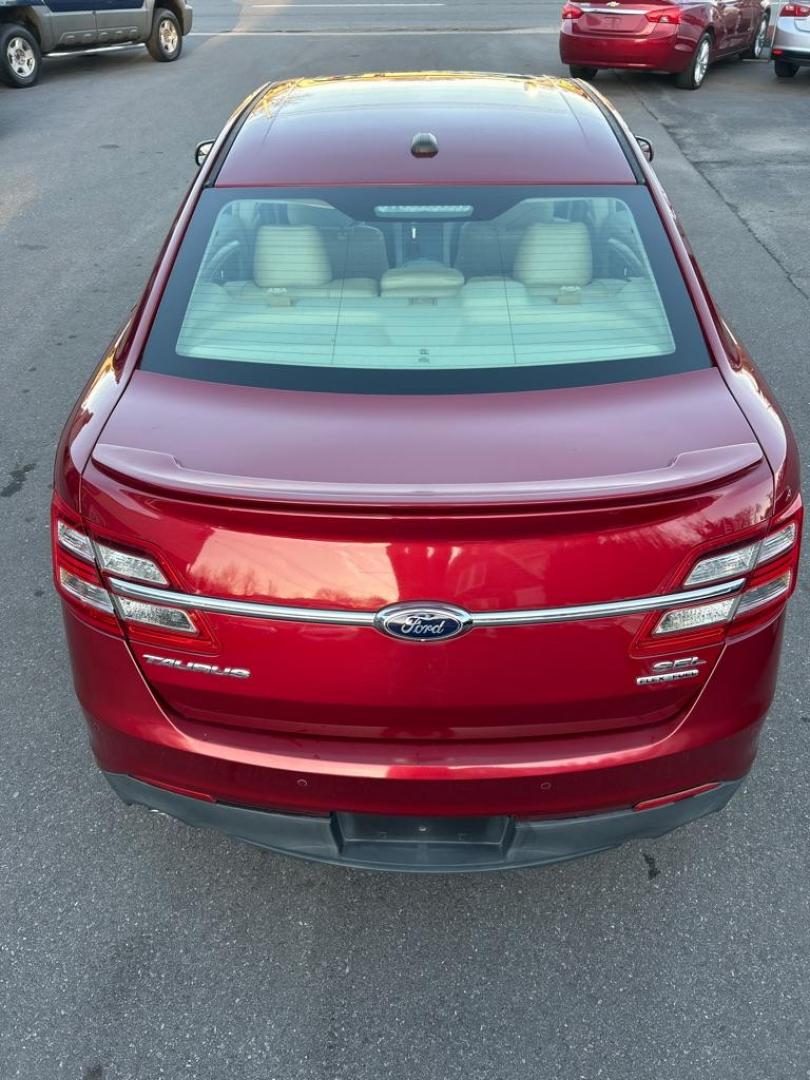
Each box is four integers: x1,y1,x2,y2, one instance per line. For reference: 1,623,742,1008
455,202,558,280
252,225,377,298
512,221,593,295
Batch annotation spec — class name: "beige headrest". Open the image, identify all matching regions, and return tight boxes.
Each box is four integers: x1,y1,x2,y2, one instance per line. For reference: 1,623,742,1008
513,222,593,288
286,202,351,228
253,225,332,289
381,261,464,298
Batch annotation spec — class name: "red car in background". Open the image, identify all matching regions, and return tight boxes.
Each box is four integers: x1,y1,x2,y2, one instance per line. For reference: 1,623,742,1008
560,0,769,88
53,73,801,872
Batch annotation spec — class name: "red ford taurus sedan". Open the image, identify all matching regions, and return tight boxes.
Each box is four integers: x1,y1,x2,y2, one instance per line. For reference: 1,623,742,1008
560,0,769,89
53,73,801,872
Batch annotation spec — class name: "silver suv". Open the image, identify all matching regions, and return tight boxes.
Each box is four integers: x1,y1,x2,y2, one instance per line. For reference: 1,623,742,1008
0,0,192,87
770,1,810,76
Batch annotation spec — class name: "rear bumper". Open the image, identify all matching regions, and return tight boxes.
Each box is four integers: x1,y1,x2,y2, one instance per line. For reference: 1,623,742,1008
559,26,693,72
772,22,810,54
105,771,742,872
771,45,810,63
65,602,783,828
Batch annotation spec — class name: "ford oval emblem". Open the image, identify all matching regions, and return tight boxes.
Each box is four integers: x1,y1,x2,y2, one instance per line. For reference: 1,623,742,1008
374,602,473,643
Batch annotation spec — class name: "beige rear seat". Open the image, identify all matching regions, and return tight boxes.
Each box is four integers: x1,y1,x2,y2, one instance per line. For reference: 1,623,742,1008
251,224,377,299
380,261,464,298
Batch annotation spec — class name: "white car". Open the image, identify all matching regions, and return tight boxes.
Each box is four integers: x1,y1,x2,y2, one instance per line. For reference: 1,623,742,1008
770,1,810,76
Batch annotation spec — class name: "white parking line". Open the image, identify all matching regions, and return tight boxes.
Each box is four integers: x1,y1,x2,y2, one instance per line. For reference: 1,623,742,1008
190,26,557,34
252,3,445,6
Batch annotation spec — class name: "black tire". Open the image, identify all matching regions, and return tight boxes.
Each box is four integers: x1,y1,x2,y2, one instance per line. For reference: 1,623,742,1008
675,32,712,89
146,8,182,62
774,58,799,77
0,23,41,88
569,65,598,80
743,14,768,59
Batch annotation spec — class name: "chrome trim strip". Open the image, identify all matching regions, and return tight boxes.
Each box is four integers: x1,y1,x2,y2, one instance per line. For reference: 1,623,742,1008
578,1,704,7
109,578,378,626
107,577,746,629
579,1,703,7
463,578,745,627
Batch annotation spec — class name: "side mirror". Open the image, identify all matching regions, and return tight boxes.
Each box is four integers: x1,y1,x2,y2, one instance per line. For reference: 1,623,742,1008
195,140,215,167
635,136,654,162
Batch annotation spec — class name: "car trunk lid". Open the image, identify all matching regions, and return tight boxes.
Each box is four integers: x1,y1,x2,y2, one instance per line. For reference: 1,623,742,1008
574,1,666,35
80,368,773,743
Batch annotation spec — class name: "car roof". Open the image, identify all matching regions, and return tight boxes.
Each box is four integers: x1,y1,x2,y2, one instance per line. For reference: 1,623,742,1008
214,73,639,188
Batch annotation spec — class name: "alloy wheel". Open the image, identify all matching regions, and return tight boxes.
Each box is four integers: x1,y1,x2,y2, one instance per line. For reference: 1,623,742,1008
7,36,35,78
159,18,179,55
694,39,710,85
753,17,767,58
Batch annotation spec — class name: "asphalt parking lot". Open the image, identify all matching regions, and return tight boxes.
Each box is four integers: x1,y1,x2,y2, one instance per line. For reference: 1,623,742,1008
2,3,809,1077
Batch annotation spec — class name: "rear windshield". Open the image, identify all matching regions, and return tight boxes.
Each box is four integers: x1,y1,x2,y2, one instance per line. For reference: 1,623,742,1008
141,185,711,394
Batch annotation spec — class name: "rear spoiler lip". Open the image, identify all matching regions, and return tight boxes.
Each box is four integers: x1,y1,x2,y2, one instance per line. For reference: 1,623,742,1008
91,441,764,509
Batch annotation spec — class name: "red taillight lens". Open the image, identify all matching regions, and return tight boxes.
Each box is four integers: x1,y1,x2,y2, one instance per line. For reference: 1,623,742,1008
782,3,810,15
640,506,802,645
685,520,798,587
52,497,120,633
95,542,168,585
653,596,737,636
725,507,801,631
562,3,584,17
646,5,682,22
734,570,792,619
51,496,214,648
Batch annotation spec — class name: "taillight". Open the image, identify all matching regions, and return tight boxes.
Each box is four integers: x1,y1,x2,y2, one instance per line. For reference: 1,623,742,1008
562,3,583,17
646,5,681,22
56,520,95,562
684,521,797,586
651,508,802,639
52,499,120,633
51,496,208,645
733,571,792,618
782,3,810,15
58,566,116,616
654,596,738,636
114,595,196,634
95,543,168,585
757,521,798,564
